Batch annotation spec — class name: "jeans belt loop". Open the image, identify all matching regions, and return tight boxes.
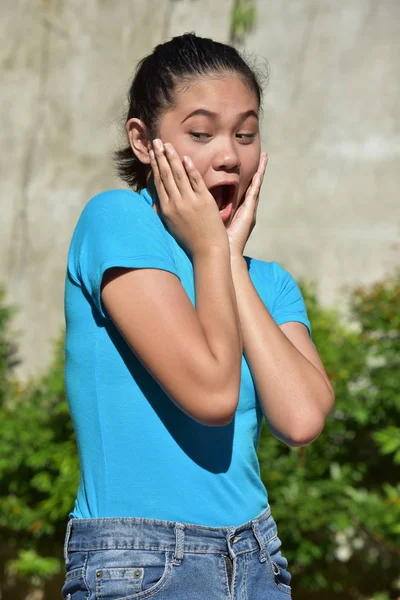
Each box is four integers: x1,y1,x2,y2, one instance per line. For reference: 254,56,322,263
63,520,73,565
173,523,185,566
251,519,267,563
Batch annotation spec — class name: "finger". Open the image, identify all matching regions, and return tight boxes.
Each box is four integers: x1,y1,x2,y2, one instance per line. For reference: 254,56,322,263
244,172,261,205
257,152,268,181
164,143,193,197
152,139,180,201
255,153,268,209
149,148,169,208
255,180,262,211
182,156,208,196
245,153,268,206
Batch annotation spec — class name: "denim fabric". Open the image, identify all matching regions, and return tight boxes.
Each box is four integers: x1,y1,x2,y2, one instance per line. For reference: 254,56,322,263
61,505,292,599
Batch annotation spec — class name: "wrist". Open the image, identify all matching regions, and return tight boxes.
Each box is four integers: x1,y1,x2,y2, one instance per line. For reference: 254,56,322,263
230,254,247,267
230,255,249,282
193,242,230,262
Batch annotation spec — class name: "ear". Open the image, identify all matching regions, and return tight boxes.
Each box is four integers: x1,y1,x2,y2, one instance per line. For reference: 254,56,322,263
126,118,151,164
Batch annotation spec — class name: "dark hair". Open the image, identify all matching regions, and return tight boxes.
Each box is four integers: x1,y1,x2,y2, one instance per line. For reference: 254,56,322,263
114,32,267,190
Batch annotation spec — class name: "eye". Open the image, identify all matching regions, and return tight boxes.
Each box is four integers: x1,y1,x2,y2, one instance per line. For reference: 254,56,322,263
236,133,257,143
190,132,211,141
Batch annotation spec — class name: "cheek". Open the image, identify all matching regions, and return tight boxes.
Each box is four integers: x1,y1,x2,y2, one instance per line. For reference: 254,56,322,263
192,155,209,178
165,139,208,176
182,146,210,178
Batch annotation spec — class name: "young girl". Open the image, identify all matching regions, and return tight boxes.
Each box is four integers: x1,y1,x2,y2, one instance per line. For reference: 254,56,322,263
62,33,334,600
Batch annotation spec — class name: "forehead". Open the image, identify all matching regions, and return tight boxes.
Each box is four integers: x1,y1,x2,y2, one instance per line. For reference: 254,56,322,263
170,76,259,117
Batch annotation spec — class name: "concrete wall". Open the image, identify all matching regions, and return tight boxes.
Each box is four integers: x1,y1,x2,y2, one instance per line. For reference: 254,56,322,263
244,0,400,308
1,0,399,378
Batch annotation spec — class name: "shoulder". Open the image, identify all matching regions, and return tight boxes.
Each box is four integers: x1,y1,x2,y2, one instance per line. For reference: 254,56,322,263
244,256,307,316
70,188,165,246
78,188,153,224
67,188,178,301
244,256,312,337
244,256,295,289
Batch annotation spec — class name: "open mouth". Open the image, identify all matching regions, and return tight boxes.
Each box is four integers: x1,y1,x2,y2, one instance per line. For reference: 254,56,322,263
209,183,237,219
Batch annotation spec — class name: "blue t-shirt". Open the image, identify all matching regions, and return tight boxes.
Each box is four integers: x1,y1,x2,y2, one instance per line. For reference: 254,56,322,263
64,188,312,527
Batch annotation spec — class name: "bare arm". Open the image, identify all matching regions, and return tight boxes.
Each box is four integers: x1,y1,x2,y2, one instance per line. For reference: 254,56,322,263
101,249,241,427
101,141,243,427
223,152,334,446
230,255,334,446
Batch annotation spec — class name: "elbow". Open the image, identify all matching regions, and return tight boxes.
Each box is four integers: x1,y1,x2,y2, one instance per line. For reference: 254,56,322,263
285,413,327,448
287,388,335,446
282,387,335,447
197,398,238,427
192,367,240,427
201,412,236,427
195,390,239,427
211,403,238,426
175,361,241,427
286,430,322,448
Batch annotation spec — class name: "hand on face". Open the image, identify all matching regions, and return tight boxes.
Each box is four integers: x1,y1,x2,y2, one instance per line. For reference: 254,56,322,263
149,141,267,258
144,73,266,258
149,139,229,257
226,152,268,258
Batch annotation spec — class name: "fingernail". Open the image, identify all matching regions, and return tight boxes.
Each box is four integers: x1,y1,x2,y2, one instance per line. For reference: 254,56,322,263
183,155,192,166
164,143,172,155
149,149,155,160
153,139,162,150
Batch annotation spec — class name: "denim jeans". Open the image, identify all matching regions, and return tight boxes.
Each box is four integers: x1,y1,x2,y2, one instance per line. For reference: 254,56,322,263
61,505,292,599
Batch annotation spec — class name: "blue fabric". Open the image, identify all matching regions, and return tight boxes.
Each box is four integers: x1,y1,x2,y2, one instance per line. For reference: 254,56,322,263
61,505,292,599
64,187,312,527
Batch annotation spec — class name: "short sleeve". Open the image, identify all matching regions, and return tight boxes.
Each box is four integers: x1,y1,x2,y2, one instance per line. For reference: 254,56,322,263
271,262,313,339
67,189,179,318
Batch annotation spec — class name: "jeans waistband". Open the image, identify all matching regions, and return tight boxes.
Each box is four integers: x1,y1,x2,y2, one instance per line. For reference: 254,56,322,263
64,505,275,566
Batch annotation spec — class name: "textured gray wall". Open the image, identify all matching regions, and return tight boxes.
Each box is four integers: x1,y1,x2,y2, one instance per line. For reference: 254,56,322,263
1,0,169,377
244,0,400,308
1,0,399,377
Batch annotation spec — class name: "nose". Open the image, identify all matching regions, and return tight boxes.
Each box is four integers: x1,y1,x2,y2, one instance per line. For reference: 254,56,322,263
213,137,241,173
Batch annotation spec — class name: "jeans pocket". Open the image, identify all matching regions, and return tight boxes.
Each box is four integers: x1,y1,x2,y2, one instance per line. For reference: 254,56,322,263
265,534,292,596
61,551,89,599
89,549,173,600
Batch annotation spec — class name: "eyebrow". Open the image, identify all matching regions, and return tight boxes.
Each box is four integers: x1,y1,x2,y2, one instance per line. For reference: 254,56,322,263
181,108,259,124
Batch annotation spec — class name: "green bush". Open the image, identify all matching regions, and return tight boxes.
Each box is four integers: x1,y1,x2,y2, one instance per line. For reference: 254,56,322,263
0,271,399,599
258,271,400,599
0,298,78,590
0,288,18,404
